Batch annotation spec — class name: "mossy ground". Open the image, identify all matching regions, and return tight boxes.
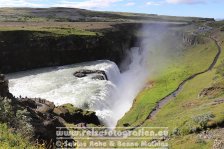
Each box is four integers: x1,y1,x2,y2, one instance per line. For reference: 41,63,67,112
169,134,213,149
166,29,224,149
118,25,224,148
0,123,42,149
117,37,218,127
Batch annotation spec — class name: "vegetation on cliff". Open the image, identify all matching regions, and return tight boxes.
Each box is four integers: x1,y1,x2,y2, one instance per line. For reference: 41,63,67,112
117,33,218,127
118,22,224,148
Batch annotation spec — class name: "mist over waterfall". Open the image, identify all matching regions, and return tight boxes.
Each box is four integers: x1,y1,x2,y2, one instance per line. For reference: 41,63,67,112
6,24,183,128
107,24,184,127
107,46,150,127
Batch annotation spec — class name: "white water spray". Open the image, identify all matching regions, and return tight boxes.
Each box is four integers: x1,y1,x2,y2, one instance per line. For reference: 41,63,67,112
7,24,185,127
7,60,121,122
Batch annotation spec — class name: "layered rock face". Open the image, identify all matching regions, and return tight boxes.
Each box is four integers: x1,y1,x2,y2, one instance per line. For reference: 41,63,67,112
17,98,101,141
0,23,139,73
182,31,206,46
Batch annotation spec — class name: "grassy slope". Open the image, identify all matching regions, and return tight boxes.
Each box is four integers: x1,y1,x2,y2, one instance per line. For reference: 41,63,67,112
0,26,97,36
75,31,223,148
134,30,224,148
117,37,218,127
165,30,224,149
0,7,204,22
169,134,213,149
0,123,41,149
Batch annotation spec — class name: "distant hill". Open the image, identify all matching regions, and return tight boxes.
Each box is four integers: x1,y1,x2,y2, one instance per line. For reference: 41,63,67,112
0,7,214,22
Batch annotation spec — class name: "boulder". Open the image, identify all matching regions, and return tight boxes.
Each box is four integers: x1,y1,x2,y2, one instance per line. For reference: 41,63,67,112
28,108,66,142
15,98,67,143
19,98,37,109
91,75,106,80
73,72,86,78
54,103,101,125
73,69,108,80
53,106,69,117
30,98,55,114
199,86,224,98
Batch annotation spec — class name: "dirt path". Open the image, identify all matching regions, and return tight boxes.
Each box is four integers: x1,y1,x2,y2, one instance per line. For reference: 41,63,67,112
147,36,221,120
126,36,222,130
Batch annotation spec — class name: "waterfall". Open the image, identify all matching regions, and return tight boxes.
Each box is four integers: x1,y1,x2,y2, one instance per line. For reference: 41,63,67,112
6,24,184,128
6,60,122,124
6,46,150,128
106,46,150,127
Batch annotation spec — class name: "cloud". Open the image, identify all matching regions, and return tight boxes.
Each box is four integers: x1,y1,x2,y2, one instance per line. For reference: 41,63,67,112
146,1,162,5
0,0,46,7
0,0,122,9
54,0,123,9
166,0,205,4
125,2,135,6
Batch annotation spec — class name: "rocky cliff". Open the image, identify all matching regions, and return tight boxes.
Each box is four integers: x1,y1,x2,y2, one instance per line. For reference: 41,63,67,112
182,32,205,46
0,23,139,73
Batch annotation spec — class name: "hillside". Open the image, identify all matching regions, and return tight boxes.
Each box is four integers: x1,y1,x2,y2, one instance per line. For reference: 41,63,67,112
0,7,213,22
117,20,224,148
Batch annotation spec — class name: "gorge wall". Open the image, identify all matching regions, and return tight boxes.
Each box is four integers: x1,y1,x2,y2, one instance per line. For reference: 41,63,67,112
0,23,140,73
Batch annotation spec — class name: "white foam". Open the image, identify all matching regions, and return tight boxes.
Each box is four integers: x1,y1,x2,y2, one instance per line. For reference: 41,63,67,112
7,46,151,128
7,60,120,123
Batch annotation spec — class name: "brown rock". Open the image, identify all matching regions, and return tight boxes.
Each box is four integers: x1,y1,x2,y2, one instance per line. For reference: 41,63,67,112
73,69,108,80
53,106,69,117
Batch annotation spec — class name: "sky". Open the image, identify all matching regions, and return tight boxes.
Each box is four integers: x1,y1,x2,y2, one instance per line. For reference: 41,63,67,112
0,0,223,19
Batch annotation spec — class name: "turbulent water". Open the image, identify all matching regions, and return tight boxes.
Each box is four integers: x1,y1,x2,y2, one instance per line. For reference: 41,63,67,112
6,24,185,128
7,60,121,124
7,46,149,127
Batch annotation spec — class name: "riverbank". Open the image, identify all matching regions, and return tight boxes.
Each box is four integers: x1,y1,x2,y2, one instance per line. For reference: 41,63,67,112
117,22,224,148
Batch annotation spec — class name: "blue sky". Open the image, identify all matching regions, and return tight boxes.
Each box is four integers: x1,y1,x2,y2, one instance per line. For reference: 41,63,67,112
0,0,223,19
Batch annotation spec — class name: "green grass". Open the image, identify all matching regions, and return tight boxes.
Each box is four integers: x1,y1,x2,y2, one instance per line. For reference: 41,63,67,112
117,37,218,127
0,26,97,36
169,134,213,149
0,123,41,149
136,31,224,148
208,21,224,28
142,70,224,132
117,30,224,149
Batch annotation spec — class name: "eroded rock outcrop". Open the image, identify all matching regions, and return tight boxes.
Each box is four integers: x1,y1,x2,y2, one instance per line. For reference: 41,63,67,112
182,33,205,46
199,86,224,98
53,103,101,125
199,81,224,98
73,69,108,80
16,98,101,141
